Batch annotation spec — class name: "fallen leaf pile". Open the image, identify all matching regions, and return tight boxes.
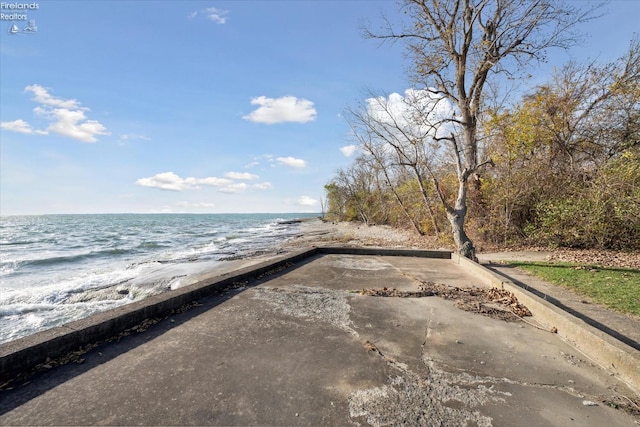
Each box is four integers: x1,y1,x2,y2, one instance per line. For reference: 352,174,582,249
359,281,531,321
359,287,434,298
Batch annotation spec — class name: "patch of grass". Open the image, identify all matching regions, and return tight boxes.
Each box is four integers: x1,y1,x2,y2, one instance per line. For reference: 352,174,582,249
508,261,640,317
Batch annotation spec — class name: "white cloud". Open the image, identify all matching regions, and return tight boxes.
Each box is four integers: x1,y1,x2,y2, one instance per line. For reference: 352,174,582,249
276,156,307,169
243,96,317,124
203,7,229,24
0,119,47,135
188,7,230,23
198,176,234,186
339,144,358,157
1,85,110,143
219,183,247,194
225,171,259,180
365,89,458,140
297,196,319,206
37,107,109,143
135,172,232,191
244,154,275,169
136,172,192,191
120,133,150,141
252,182,272,190
25,84,80,109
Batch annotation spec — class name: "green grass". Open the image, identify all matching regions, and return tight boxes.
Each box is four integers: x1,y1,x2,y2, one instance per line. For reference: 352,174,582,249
508,261,640,317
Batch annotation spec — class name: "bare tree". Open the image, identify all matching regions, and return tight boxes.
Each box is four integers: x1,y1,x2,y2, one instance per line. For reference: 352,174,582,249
319,195,326,220
542,36,640,167
346,90,445,237
331,158,390,226
367,0,599,258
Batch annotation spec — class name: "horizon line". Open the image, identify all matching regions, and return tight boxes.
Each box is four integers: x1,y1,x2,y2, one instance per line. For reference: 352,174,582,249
0,211,322,217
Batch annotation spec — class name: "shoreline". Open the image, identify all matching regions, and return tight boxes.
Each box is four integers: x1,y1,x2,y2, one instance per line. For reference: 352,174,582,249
282,217,442,251
284,218,640,270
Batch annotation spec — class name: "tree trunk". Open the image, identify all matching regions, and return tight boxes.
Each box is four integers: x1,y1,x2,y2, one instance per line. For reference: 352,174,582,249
447,180,477,260
413,169,441,237
358,210,370,226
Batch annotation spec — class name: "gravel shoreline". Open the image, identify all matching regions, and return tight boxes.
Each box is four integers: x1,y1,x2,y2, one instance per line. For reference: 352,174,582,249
284,218,440,250
280,218,640,270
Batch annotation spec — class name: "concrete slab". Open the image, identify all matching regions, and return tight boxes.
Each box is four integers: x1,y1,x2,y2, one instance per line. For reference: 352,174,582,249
421,299,630,426
455,253,640,396
1,252,638,426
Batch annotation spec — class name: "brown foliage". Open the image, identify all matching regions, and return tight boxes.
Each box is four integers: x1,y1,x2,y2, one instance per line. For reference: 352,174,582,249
359,281,531,321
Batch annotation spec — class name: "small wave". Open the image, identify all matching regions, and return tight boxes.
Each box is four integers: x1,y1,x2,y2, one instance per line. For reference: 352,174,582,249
0,303,58,317
0,260,19,275
0,213,311,344
19,253,93,268
137,241,170,250
0,239,42,246
102,248,132,256
0,298,136,344
14,247,137,270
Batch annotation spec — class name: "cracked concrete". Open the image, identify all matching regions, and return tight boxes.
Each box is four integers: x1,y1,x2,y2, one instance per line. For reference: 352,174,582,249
252,285,359,337
344,277,637,426
1,253,637,426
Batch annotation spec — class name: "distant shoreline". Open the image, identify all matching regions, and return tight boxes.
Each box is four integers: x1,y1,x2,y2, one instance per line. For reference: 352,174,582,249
0,212,323,218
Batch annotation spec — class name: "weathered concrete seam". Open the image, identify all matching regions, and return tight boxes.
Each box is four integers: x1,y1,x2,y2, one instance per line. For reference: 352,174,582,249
451,253,640,395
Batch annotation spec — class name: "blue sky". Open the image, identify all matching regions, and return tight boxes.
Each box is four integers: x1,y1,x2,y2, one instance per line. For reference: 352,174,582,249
1,1,638,215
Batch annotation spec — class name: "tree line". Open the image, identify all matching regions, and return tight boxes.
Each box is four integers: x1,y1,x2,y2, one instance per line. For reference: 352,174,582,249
325,0,639,255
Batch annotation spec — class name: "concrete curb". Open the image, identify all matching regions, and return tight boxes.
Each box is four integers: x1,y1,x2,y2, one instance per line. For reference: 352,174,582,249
316,246,452,258
451,253,640,395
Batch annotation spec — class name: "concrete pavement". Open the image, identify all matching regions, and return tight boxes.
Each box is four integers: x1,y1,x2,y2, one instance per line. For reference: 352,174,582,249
1,249,638,425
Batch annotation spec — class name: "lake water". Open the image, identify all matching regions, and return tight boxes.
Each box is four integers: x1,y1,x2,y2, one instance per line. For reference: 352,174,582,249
0,213,316,344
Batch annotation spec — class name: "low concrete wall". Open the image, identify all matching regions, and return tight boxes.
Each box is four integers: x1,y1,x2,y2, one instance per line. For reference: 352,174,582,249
452,253,640,395
0,248,319,382
317,246,452,259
